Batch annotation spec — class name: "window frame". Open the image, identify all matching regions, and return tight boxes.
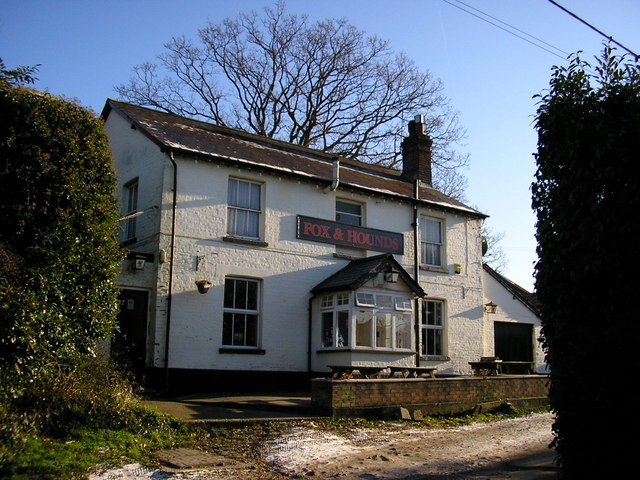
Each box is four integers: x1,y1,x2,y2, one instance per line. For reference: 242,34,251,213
227,177,263,240
421,299,445,357
320,293,350,349
222,277,261,349
336,199,363,226
421,216,444,268
353,290,414,352
123,178,139,241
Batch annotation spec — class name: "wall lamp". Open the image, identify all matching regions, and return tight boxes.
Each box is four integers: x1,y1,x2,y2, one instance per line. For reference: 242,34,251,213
385,270,400,283
195,280,212,294
484,302,498,314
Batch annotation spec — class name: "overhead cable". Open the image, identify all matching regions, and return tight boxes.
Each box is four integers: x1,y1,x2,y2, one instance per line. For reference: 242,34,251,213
547,0,638,60
441,0,568,60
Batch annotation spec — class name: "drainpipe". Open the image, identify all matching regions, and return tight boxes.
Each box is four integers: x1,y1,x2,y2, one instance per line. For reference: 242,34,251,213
308,295,315,374
323,158,340,193
162,150,178,393
413,179,421,367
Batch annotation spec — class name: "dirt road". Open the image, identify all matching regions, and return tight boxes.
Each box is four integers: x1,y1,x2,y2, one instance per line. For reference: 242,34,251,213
90,412,556,479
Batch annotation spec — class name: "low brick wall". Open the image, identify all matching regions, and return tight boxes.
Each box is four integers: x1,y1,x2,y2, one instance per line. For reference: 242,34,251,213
312,375,549,418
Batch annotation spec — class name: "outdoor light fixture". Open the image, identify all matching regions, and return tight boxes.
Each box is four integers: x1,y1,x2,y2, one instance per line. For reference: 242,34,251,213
195,280,212,294
454,263,462,274
484,302,498,314
385,270,400,283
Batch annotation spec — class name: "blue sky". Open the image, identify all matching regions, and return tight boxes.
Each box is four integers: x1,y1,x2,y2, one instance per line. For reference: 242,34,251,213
2,0,638,291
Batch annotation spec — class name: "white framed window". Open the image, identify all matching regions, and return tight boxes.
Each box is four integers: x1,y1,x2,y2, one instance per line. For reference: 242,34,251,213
227,178,262,239
355,292,375,307
123,178,139,240
222,277,260,347
421,217,444,267
321,293,350,349
336,199,362,226
354,291,413,351
421,299,444,356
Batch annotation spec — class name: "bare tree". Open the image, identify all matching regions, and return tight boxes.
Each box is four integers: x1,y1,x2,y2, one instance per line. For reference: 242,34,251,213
481,223,508,273
116,2,468,185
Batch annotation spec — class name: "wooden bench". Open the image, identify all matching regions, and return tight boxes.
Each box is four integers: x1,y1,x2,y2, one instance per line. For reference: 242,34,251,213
469,357,502,376
388,366,437,378
500,361,535,375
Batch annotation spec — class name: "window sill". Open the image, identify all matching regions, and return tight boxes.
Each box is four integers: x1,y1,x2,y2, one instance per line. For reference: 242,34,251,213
318,348,415,354
121,237,137,247
223,235,268,247
419,265,449,274
219,347,266,355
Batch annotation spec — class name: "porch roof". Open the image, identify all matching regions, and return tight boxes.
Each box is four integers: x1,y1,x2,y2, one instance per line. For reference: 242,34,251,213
311,253,426,298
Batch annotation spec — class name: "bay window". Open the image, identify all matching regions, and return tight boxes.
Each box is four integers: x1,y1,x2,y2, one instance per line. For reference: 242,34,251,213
321,292,350,348
355,292,413,350
319,291,413,351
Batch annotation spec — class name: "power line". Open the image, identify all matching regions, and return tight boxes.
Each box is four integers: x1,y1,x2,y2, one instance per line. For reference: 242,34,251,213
547,0,638,59
441,0,569,60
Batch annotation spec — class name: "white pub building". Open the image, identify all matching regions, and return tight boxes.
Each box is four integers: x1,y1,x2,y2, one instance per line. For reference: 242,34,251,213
103,100,545,392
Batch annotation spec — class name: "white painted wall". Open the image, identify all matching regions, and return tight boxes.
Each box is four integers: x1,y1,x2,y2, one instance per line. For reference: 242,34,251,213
107,114,497,377
417,208,485,375
482,269,549,374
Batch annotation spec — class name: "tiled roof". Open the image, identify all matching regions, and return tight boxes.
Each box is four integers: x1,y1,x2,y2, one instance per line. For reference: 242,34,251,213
311,253,426,297
103,99,486,218
483,263,541,316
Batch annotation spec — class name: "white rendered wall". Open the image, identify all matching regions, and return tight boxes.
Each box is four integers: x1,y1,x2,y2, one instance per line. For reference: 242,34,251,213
417,209,485,375
482,269,548,374
107,121,492,375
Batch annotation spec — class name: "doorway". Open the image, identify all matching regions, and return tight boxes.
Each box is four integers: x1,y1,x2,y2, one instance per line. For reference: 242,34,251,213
113,289,148,380
494,321,534,362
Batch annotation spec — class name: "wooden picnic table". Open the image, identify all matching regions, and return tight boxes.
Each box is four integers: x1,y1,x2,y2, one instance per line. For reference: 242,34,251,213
469,357,502,376
469,358,535,376
499,361,535,374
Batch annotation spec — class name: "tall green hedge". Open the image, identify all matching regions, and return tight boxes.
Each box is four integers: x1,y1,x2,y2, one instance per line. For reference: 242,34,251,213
0,86,122,396
532,46,640,478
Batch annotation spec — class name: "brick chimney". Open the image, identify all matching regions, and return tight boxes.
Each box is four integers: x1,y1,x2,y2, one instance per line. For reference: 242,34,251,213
401,115,433,185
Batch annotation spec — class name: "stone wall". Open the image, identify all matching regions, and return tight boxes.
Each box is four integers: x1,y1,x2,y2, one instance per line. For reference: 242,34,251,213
312,376,549,418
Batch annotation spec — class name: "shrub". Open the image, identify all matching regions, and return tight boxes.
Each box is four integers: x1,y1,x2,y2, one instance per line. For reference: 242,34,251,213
0,85,122,394
532,45,640,478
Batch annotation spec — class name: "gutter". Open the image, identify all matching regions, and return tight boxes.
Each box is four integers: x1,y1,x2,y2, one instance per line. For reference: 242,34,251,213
308,295,315,373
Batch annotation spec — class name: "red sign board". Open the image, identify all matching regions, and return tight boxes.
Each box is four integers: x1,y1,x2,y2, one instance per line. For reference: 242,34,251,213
296,215,404,255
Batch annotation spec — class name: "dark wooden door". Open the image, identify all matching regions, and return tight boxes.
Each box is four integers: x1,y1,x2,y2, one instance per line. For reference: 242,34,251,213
113,289,148,379
494,321,533,361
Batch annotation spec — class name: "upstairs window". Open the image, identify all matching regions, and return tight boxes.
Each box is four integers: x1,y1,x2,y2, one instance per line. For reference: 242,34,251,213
123,179,139,241
421,217,443,267
227,178,262,239
336,200,362,226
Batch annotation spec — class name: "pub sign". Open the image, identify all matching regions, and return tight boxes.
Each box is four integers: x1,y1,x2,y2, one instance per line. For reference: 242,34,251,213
296,215,404,255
